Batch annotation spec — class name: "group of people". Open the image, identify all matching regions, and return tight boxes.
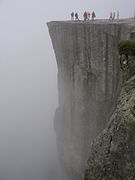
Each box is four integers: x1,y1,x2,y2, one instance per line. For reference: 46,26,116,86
109,11,119,20
83,11,96,21
71,11,120,21
71,11,96,21
71,12,79,21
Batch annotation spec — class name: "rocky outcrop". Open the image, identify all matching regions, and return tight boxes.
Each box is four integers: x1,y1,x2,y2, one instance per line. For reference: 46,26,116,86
47,19,135,180
85,73,135,180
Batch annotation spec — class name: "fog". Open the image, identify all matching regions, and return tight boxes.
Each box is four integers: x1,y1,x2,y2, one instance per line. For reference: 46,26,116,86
0,0,134,180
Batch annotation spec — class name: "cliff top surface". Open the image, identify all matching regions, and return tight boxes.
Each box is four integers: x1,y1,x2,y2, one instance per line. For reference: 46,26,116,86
47,18,135,26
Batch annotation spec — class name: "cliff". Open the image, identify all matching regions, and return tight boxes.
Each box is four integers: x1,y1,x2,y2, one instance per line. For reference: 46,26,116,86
47,19,135,180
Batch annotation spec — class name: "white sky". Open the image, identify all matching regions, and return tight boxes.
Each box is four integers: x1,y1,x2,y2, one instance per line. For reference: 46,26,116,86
0,0,134,180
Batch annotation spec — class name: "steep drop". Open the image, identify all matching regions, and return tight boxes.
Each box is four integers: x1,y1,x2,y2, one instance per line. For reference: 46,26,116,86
47,19,134,180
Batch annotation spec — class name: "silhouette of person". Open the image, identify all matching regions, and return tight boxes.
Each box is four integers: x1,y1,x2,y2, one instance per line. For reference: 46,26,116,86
75,12,79,21
71,12,74,20
117,11,119,20
91,11,96,20
109,12,112,20
112,11,115,20
87,12,90,20
83,11,87,21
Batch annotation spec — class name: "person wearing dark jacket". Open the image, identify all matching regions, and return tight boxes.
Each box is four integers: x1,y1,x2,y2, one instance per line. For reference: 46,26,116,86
83,11,88,21
75,12,79,21
91,11,96,20
71,12,74,20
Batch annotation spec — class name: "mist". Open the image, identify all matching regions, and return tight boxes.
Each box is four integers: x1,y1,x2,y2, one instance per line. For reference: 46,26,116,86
0,0,134,180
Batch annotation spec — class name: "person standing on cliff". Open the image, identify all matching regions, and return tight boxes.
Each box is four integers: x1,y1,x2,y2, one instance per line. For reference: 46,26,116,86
71,12,74,21
109,12,112,20
83,11,87,21
91,11,96,20
112,11,115,20
75,12,79,21
117,11,119,20
87,11,90,20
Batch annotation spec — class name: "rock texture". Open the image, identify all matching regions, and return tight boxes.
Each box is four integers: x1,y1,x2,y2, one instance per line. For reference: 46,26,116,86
85,74,135,180
47,19,135,180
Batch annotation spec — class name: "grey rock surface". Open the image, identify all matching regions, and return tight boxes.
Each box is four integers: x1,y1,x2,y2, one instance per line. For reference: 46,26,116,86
85,74,135,180
47,18,135,180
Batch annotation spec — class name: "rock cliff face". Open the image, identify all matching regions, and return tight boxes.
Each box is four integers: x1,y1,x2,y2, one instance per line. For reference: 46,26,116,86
85,73,135,180
47,19,135,180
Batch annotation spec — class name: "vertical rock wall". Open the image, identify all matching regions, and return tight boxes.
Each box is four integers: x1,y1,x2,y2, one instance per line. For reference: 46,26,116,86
47,22,128,180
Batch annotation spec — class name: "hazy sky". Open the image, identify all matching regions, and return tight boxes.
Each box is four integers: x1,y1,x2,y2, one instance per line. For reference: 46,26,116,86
0,0,134,180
